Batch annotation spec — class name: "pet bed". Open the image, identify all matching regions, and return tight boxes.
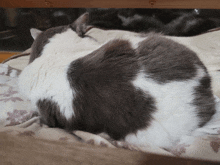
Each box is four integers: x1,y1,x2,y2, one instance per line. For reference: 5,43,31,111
1,28,220,164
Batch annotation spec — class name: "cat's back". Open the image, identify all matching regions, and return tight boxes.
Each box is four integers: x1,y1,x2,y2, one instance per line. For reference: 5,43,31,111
65,33,215,149
19,27,216,149
126,34,215,148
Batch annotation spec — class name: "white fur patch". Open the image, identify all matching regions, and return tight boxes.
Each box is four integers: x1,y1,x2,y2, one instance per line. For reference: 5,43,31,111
18,28,101,120
126,66,206,149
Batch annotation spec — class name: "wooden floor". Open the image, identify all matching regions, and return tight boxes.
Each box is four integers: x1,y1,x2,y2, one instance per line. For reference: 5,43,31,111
0,51,20,63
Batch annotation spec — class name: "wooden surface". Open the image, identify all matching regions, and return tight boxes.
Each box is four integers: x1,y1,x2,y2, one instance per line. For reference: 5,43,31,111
0,0,220,8
0,52,20,63
0,132,219,165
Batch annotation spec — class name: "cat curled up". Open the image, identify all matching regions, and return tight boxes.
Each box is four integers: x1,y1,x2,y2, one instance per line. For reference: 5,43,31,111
18,13,216,150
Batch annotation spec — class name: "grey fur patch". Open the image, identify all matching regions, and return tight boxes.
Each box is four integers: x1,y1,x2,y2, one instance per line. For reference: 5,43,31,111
37,99,73,130
67,39,156,140
193,75,216,127
136,34,205,83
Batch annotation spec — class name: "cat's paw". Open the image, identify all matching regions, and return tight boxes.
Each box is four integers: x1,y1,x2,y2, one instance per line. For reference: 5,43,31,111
111,141,140,151
73,131,116,148
169,143,190,156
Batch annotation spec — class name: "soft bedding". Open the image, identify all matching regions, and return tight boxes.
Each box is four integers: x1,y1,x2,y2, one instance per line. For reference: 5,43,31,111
1,28,220,163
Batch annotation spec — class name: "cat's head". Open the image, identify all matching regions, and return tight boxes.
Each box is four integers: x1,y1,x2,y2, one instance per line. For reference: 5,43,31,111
29,13,94,64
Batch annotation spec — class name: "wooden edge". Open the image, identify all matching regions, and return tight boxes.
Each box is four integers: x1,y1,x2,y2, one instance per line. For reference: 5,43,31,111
1,48,31,64
1,0,220,8
207,27,220,33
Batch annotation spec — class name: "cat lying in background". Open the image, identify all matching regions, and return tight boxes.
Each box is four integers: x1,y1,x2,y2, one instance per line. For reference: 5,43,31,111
87,9,220,36
18,13,216,150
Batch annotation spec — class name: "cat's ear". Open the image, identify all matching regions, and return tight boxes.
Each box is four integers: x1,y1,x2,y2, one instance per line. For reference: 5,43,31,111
70,12,94,37
30,28,42,40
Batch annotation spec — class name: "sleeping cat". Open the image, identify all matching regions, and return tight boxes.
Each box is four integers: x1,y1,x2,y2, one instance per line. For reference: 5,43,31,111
87,9,220,36
18,13,216,149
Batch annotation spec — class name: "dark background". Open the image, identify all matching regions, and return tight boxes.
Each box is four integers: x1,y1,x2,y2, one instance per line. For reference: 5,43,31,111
0,8,220,51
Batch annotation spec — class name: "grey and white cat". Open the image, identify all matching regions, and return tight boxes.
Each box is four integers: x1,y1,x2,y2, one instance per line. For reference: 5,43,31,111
18,13,216,149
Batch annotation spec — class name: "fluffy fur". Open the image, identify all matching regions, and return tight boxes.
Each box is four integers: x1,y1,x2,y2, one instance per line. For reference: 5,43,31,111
18,13,216,150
